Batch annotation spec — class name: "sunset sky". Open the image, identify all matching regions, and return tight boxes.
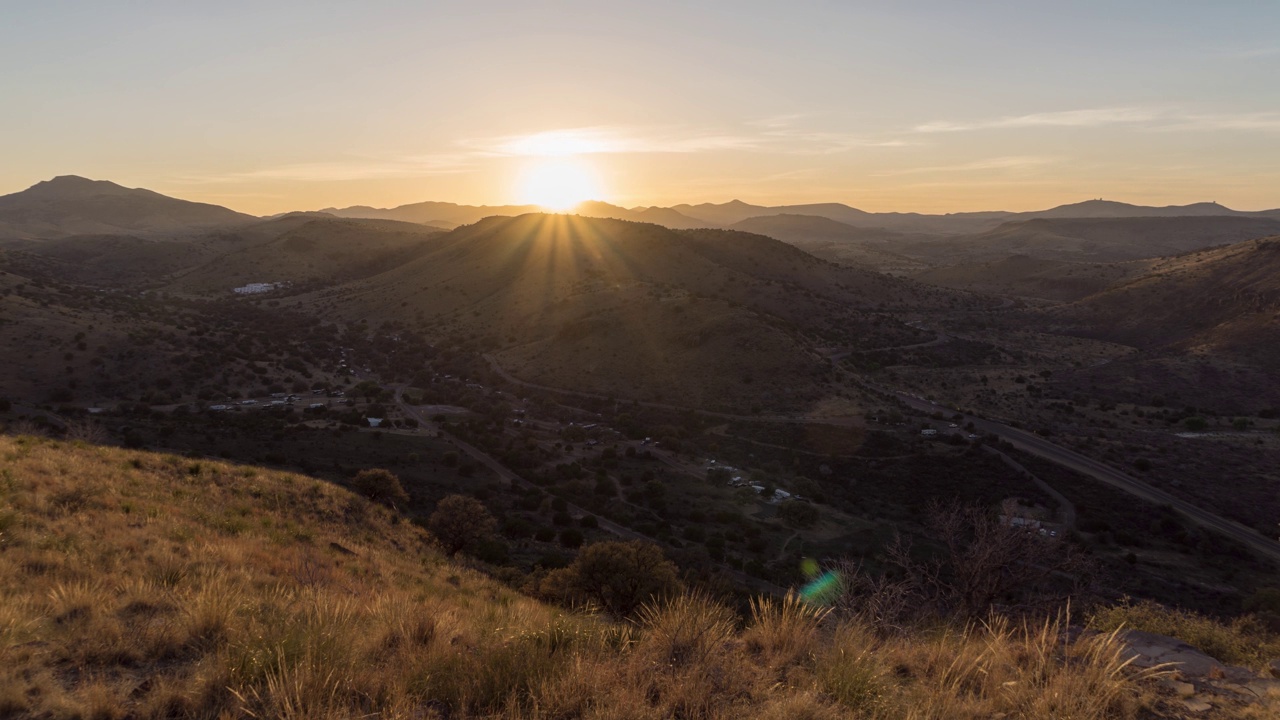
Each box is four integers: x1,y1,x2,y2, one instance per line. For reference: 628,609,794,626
3,1,1278,215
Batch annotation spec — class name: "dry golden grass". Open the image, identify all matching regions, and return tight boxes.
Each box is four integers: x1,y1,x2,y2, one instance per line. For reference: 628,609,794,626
0,434,1175,718
1089,598,1280,672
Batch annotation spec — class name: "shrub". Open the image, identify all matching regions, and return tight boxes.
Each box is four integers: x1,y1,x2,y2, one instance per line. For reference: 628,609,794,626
778,500,820,527
559,528,584,549
352,469,409,506
427,495,496,556
539,540,682,616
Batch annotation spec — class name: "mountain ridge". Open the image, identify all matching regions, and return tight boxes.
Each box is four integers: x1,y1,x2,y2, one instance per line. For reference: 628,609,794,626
0,175,257,239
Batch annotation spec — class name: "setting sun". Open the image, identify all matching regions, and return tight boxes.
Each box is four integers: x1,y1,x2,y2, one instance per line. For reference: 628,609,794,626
516,157,604,211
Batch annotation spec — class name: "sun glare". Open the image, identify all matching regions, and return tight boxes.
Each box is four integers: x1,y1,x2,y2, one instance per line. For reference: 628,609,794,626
517,157,603,211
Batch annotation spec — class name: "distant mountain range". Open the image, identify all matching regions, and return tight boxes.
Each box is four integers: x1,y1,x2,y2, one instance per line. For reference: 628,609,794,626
325,196,1280,236
3,175,1278,242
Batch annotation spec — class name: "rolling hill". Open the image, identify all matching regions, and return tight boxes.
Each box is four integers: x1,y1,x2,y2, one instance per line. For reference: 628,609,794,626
321,199,543,227
0,176,255,239
729,214,926,272
164,216,447,295
913,255,1150,302
671,198,1280,236
1051,237,1280,367
920,216,1280,265
291,214,961,411
0,234,219,287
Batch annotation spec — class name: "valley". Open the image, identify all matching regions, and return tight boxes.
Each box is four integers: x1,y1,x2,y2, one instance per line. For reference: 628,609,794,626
3,177,1279,621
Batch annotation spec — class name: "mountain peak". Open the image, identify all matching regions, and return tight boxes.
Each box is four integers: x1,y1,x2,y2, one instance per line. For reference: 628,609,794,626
26,175,136,198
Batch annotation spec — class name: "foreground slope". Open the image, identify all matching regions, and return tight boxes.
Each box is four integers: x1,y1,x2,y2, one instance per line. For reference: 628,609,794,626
0,435,1219,719
0,176,255,240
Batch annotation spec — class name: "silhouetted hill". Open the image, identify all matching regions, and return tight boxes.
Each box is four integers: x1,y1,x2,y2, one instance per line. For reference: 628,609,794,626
906,216,1280,266
1024,199,1250,220
322,199,542,227
0,176,255,239
572,201,711,229
298,214,960,410
669,198,1280,235
728,214,924,272
166,217,445,294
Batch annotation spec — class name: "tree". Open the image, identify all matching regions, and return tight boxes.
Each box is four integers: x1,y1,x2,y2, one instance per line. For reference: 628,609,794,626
778,500,820,527
1184,416,1208,432
427,494,496,556
882,503,1091,621
559,528,584,548
539,540,683,616
353,468,409,506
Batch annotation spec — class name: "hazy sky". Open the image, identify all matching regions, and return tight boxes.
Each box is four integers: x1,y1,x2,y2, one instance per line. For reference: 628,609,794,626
3,1,1278,214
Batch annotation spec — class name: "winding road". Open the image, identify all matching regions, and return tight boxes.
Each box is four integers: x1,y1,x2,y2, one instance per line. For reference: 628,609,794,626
478,354,1280,565
872,381,1280,564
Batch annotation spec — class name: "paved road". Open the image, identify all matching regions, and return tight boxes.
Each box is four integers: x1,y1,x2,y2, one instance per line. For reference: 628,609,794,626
983,445,1077,531
871,381,1280,564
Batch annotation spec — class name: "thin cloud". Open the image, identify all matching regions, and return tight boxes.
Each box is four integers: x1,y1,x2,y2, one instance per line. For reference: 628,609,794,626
1160,112,1280,132
916,107,1280,134
465,127,762,157
465,124,916,158
916,107,1160,133
1225,46,1280,59
879,155,1059,176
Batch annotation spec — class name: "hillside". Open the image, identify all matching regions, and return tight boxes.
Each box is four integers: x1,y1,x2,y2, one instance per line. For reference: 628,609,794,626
293,214,959,411
927,216,1280,264
3,434,1261,719
1026,199,1253,220
0,176,255,240
0,234,220,287
1051,237,1280,367
729,214,927,272
322,199,542,227
914,255,1151,302
164,217,447,295
572,201,712,229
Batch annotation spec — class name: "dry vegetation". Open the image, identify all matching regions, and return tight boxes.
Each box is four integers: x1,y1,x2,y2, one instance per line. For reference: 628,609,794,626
0,434,1212,719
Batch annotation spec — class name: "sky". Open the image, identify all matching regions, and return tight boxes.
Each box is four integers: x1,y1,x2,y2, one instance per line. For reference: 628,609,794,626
2,1,1279,215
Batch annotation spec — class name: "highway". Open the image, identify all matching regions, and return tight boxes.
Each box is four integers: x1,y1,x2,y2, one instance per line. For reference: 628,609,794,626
875,382,1280,564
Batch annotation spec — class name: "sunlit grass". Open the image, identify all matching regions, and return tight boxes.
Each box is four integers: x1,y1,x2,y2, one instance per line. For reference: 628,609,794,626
0,433,1177,718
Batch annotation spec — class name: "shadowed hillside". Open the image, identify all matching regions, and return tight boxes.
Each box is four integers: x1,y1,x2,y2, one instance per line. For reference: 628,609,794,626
914,255,1151,302
295,214,962,411
165,217,446,294
730,214,927,272
909,216,1280,266
1051,237,1280,367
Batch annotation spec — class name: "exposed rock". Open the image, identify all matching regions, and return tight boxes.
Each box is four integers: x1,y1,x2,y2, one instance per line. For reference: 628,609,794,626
1158,678,1195,697
1181,697,1212,713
